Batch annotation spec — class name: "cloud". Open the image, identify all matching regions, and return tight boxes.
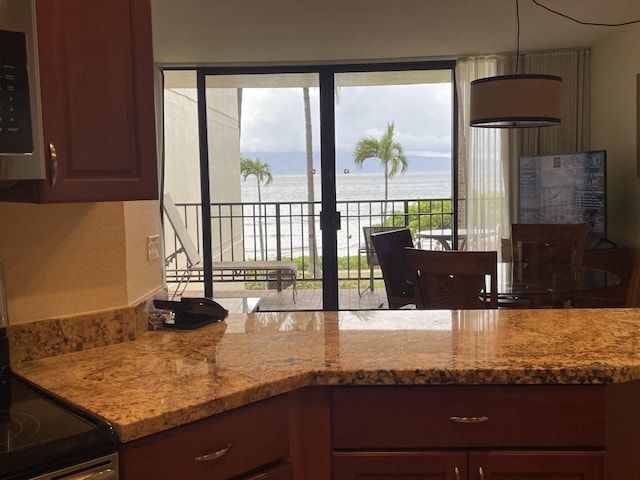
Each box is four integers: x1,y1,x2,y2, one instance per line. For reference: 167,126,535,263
240,81,452,157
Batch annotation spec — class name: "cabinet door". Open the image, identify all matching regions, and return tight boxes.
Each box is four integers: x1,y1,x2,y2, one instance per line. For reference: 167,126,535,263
469,451,604,480
332,451,466,480
31,0,157,202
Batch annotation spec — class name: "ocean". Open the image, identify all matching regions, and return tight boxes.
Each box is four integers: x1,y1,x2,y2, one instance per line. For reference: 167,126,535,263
237,171,452,259
240,171,451,202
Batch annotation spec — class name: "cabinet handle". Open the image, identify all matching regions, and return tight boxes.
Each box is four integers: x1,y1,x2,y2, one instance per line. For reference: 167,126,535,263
448,415,489,424
478,466,485,480
84,469,117,480
454,466,461,480
194,444,232,462
49,143,58,188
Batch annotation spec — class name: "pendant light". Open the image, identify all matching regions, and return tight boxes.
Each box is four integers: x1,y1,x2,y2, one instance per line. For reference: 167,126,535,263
469,0,562,128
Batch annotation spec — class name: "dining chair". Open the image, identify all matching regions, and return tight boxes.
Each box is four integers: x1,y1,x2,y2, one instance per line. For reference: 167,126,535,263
571,247,632,308
358,226,407,296
511,223,588,283
624,255,640,308
404,248,498,309
369,228,416,309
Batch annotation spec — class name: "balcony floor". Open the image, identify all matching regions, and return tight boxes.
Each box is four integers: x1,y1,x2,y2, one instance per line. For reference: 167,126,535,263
179,286,390,311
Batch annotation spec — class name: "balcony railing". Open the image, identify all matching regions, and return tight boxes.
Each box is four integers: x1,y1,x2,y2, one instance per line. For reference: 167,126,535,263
164,198,455,286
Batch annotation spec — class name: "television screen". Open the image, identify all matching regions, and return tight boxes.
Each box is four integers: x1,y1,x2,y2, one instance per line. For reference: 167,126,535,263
519,150,606,239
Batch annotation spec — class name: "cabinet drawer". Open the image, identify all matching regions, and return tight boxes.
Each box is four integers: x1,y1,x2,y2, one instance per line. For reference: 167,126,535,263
331,385,605,449
242,462,293,480
122,395,289,479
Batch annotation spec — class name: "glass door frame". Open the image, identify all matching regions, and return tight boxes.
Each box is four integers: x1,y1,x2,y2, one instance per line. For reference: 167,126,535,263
175,60,458,310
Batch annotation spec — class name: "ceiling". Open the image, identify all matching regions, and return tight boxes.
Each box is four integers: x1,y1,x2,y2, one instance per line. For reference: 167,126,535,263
150,0,640,66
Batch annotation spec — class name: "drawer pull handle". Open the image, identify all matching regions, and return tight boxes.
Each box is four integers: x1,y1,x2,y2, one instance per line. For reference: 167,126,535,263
479,466,485,480
449,415,489,424
195,444,232,462
49,143,58,188
454,466,461,480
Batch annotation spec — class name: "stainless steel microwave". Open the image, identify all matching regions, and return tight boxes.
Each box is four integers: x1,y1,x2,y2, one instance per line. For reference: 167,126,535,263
0,0,45,181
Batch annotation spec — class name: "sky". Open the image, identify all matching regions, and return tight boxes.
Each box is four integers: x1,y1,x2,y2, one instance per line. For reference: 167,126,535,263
239,80,453,174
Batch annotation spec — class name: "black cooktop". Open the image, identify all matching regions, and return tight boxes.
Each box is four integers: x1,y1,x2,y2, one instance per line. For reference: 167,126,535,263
0,373,118,479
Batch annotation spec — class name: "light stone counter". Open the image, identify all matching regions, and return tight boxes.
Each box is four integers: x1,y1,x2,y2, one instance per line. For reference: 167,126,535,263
14,308,640,442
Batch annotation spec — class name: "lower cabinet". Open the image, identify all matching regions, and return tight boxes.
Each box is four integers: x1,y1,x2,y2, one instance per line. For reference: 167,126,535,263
333,451,603,479
120,395,289,479
330,386,608,480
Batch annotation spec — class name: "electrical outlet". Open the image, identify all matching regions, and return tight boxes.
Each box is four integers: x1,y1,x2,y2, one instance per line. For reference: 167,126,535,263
147,235,161,261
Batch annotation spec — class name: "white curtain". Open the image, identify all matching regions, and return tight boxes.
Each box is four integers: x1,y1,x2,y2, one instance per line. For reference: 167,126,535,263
507,49,591,220
456,49,590,257
456,57,510,258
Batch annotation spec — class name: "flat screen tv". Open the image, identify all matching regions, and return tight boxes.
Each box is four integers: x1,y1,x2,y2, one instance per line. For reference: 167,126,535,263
519,150,607,240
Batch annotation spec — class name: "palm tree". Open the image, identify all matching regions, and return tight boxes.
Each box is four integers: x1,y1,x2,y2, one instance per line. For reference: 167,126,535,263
353,122,408,203
303,87,321,277
240,156,273,260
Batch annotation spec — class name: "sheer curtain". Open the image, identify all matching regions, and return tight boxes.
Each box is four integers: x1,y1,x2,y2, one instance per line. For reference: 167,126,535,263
507,49,591,214
456,49,590,258
456,57,510,258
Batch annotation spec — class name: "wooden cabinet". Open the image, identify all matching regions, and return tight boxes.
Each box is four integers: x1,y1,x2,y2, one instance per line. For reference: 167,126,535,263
469,452,604,479
243,462,293,480
1,0,158,203
333,451,466,479
331,386,607,480
120,395,290,480
333,451,603,480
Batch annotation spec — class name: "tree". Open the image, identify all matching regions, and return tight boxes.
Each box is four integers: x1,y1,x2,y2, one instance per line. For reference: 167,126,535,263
353,122,408,202
240,156,273,260
303,87,321,277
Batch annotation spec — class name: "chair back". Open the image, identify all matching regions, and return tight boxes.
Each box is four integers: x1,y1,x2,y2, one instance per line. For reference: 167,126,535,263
624,255,640,307
405,248,498,309
362,226,404,267
163,193,202,268
370,228,416,308
571,247,632,308
511,223,587,282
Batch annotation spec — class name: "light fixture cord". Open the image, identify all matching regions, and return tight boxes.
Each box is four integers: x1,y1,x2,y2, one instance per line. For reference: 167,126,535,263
515,0,520,74
531,0,640,26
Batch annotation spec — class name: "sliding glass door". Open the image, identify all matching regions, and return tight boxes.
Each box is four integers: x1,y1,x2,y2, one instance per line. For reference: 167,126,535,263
161,62,455,311
333,68,455,308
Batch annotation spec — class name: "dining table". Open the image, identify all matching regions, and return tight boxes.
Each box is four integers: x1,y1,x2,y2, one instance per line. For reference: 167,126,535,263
495,262,620,308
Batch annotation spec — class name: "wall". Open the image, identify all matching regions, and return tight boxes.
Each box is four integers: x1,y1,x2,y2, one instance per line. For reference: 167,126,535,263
591,24,640,251
0,200,162,324
163,78,244,292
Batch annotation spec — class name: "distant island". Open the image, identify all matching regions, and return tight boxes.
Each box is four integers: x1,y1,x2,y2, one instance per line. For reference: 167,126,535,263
240,151,451,176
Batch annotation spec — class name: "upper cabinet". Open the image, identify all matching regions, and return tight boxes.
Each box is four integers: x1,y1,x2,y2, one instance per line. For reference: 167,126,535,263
0,0,158,203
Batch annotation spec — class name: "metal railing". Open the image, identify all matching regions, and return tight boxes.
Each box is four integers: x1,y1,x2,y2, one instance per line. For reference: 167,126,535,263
164,198,455,285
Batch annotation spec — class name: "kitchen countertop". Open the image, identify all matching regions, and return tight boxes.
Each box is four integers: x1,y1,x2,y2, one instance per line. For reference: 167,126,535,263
14,308,640,443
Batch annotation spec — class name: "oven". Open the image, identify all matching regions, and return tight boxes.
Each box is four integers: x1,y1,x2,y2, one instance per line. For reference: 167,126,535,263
0,265,119,479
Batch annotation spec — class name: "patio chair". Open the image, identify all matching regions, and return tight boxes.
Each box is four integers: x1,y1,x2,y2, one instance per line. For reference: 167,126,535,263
404,248,498,309
163,193,297,300
369,228,416,309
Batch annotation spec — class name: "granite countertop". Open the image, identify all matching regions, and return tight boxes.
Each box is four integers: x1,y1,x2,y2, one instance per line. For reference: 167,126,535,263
14,308,640,443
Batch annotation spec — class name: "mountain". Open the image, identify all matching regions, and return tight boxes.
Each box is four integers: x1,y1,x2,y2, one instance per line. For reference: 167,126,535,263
240,151,451,175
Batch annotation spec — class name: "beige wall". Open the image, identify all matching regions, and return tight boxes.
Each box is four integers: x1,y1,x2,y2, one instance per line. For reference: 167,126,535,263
0,200,162,324
591,24,640,251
